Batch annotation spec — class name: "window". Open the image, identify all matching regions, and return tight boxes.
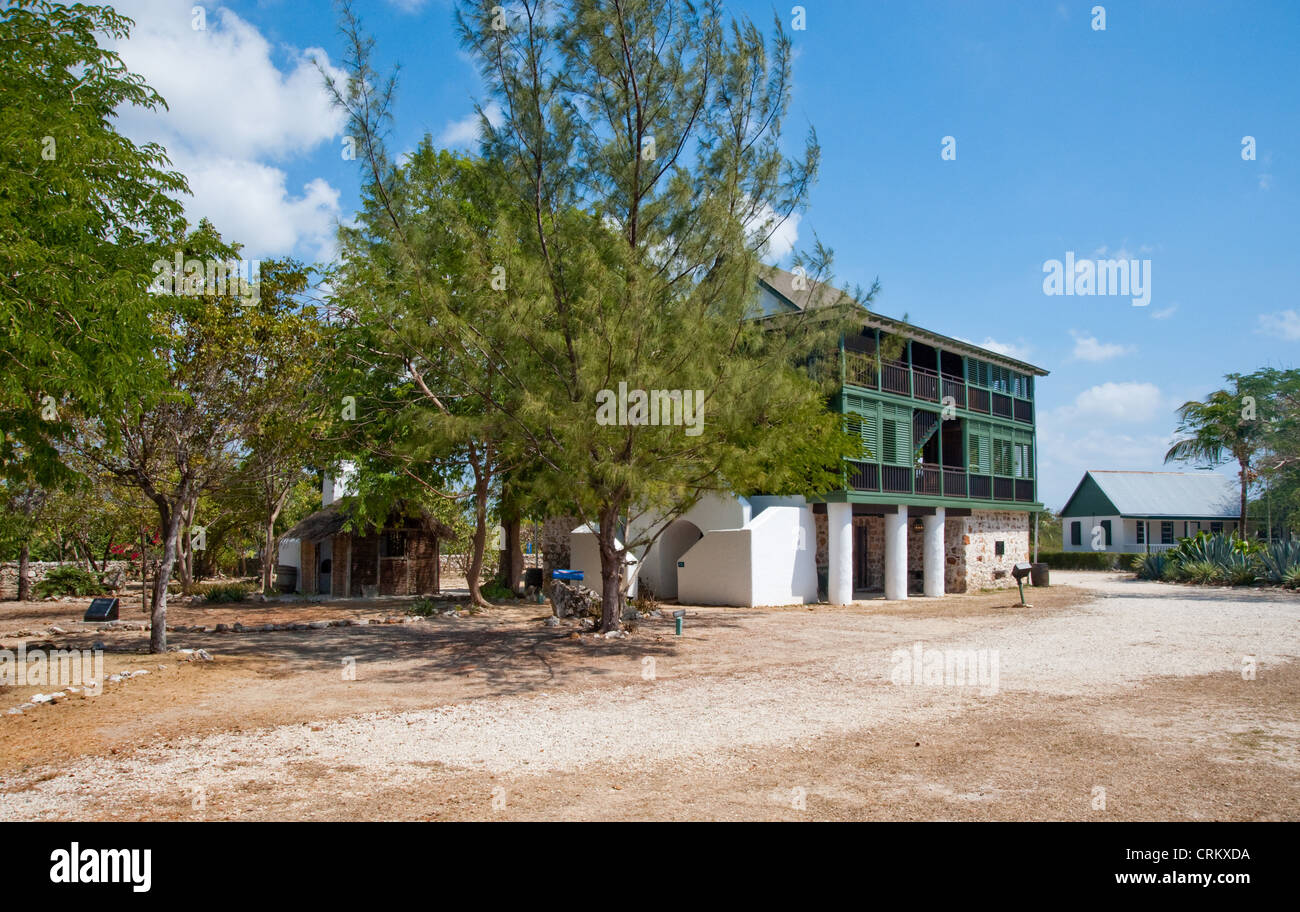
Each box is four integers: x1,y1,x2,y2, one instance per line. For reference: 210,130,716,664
1012,439,1033,478
381,530,407,558
992,432,1013,476
995,540,1005,556
1161,521,1174,545
1071,521,1082,546
1211,521,1224,534
967,421,991,474
1135,521,1145,545
1100,520,1112,546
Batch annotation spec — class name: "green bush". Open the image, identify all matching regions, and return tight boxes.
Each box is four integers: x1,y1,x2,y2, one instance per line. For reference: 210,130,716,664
34,566,103,597
479,580,516,600
1131,552,1169,580
198,581,252,603
1284,565,1300,589
1036,551,1122,570
1180,560,1221,585
1260,537,1300,583
407,597,441,616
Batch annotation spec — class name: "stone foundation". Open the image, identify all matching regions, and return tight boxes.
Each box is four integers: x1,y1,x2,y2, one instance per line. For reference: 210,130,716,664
0,560,136,599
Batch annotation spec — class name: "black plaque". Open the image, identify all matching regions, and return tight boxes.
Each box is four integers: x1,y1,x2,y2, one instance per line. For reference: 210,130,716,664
83,597,119,622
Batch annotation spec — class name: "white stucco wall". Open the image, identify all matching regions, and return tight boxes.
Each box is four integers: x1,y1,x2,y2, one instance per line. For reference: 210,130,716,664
278,537,301,571
1063,515,1240,553
677,528,752,606
568,524,640,597
746,505,817,606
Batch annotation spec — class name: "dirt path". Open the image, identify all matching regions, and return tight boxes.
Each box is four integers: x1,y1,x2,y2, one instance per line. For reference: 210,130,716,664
1,573,1296,819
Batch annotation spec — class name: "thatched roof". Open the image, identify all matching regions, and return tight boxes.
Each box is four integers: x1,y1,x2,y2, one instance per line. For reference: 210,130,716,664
283,498,455,543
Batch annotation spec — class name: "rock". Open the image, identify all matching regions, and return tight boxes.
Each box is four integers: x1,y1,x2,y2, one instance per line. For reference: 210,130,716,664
550,580,602,620
30,694,52,704
215,624,229,633
48,625,67,635
48,691,67,702
6,707,23,715
329,620,348,627
194,649,213,662
603,630,627,639
108,674,123,683
233,623,247,632
544,616,560,627
308,621,329,629
579,618,596,631
16,703,35,711
620,604,640,621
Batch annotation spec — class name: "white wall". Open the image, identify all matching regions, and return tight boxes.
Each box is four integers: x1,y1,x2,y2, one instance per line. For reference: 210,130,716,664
569,524,640,597
747,505,818,606
322,461,357,507
278,537,301,571
677,528,752,606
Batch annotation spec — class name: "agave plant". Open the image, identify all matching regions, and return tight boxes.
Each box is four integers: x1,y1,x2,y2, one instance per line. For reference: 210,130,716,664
1284,565,1300,589
1259,536,1300,584
1131,551,1169,580
1180,560,1221,585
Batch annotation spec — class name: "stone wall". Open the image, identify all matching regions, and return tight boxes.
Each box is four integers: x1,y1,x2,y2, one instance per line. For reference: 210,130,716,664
950,510,1030,592
0,561,136,599
541,515,579,578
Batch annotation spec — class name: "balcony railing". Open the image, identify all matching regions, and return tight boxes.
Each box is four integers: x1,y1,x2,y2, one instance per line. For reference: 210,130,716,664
912,365,940,402
942,468,967,497
914,465,941,495
842,464,1035,504
941,373,966,408
1014,398,1033,423
844,350,878,388
968,386,990,413
991,392,1013,419
880,359,911,396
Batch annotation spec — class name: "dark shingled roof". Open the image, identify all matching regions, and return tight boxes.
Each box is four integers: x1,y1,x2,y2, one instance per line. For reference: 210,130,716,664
283,498,455,543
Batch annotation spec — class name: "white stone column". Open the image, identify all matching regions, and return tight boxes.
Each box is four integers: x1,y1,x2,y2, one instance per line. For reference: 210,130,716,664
923,507,946,597
827,502,853,606
884,506,909,600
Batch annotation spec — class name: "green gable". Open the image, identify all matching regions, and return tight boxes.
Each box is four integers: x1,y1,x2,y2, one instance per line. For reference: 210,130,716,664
1059,472,1120,517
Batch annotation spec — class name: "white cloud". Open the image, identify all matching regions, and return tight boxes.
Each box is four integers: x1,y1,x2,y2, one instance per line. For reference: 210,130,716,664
106,1,347,260
437,102,505,148
1070,330,1134,362
1150,304,1177,320
1258,309,1300,341
955,336,1032,362
1070,382,1163,422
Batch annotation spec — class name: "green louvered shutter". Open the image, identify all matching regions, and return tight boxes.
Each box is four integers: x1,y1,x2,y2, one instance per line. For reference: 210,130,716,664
968,421,991,474
881,404,911,465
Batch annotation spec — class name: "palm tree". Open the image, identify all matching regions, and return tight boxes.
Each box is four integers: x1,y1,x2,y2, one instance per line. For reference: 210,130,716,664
1164,378,1264,532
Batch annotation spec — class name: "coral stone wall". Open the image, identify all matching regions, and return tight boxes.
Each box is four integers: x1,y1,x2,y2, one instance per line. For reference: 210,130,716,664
955,510,1031,591
0,561,136,599
541,515,579,578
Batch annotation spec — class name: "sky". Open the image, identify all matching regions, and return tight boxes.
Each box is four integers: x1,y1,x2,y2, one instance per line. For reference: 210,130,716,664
102,0,1300,509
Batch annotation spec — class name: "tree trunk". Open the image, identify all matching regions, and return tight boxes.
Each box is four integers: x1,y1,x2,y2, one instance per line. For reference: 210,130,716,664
1239,461,1249,535
262,517,277,594
149,506,182,654
466,471,491,608
139,525,149,614
499,515,524,595
597,505,623,633
16,541,31,602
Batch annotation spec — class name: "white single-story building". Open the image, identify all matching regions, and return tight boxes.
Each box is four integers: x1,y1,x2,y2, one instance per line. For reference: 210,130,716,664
1058,470,1241,554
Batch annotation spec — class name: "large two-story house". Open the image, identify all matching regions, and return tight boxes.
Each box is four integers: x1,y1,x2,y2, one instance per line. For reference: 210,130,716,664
559,267,1049,606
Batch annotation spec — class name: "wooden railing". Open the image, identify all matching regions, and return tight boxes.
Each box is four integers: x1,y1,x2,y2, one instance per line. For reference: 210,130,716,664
1014,479,1035,502
968,386,990,413
914,465,940,495
969,474,992,500
912,365,940,402
848,461,880,491
991,392,1013,419
882,465,911,493
994,477,1014,501
844,350,878,389
941,374,966,408
942,468,967,497
1014,398,1033,423
880,359,911,396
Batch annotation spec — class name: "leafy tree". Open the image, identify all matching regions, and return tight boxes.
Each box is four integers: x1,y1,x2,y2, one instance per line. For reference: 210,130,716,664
330,0,864,631
76,224,315,651
0,1,187,488
1164,371,1281,530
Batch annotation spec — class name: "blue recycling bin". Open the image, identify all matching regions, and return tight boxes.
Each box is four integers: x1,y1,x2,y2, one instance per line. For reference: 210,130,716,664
551,569,584,581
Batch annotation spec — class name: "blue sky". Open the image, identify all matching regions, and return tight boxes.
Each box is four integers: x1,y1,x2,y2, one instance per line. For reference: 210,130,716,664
106,0,1300,508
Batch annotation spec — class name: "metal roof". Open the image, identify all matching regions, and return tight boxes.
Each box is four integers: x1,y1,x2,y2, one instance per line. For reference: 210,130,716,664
756,266,1050,377
1065,471,1239,519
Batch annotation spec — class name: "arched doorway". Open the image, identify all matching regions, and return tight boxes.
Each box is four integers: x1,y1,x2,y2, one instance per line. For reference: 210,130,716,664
657,519,703,599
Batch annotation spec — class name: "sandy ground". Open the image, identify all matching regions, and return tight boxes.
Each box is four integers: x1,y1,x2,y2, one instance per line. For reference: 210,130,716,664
0,572,1296,820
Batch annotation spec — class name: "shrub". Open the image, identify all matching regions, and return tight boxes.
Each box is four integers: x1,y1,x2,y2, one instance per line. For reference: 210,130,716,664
407,597,440,617
1036,551,1121,570
1284,565,1300,589
480,580,516,600
1180,560,1221,585
1131,552,1168,580
34,566,102,597
198,582,252,603
1260,536,1300,584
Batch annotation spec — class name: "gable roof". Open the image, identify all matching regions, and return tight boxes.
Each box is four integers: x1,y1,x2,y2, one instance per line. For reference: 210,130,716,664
756,266,1050,377
283,498,454,543
1059,471,1239,519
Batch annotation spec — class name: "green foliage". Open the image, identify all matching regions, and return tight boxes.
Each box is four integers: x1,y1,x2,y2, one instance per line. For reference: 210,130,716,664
1283,565,1300,589
1037,551,1122,570
406,597,442,617
1130,551,1169,580
198,582,252,603
479,580,515,601
1259,536,1300,583
0,1,188,487
33,565,102,597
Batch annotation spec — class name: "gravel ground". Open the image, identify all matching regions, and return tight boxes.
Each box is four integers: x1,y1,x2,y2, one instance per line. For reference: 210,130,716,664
2,572,1297,819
